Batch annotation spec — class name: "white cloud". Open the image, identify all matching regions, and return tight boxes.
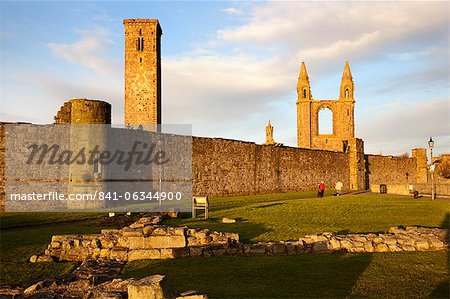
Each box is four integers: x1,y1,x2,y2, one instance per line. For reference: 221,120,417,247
3,2,448,155
358,98,450,155
47,27,119,75
223,7,241,15
163,1,449,153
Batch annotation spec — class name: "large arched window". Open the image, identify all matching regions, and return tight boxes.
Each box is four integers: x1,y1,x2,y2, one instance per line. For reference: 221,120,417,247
318,107,333,135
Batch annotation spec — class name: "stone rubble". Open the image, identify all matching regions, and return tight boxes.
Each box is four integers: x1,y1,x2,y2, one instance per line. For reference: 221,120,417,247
32,215,239,262
1,258,207,298
31,217,448,263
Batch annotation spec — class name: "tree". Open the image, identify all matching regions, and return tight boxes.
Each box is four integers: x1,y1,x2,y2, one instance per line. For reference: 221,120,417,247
438,161,450,179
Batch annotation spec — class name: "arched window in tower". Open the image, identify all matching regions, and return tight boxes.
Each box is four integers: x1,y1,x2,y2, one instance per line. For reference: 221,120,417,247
303,88,307,98
318,107,333,135
136,38,144,51
139,29,142,36
345,88,349,98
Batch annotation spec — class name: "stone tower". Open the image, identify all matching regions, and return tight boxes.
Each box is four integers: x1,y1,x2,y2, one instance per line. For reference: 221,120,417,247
265,120,275,145
296,62,313,149
296,61,355,152
124,19,162,128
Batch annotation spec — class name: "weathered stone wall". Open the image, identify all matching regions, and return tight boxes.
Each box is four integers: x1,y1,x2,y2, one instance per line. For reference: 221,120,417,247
366,154,417,194
0,122,71,212
192,137,350,197
413,183,450,197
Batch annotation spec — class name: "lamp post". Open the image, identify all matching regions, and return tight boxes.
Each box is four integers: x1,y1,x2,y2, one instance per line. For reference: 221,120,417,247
428,137,435,200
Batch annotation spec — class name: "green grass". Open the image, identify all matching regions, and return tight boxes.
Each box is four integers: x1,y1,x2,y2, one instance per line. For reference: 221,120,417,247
0,191,448,298
122,252,449,298
0,212,103,229
0,224,106,285
165,192,450,242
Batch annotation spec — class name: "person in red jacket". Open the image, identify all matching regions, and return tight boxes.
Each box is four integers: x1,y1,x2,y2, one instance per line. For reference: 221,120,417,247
317,181,325,198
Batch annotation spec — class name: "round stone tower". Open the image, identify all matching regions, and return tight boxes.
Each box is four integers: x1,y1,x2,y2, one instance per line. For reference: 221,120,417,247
54,98,111,124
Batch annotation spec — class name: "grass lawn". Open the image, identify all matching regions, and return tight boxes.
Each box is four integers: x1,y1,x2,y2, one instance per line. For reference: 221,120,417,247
165,192,450,242
0,223,111,285
123,252,449,298
0,212,103,229
0,191,448,298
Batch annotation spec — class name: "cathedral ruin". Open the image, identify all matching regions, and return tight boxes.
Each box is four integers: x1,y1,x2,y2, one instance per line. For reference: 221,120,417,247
0,18,447,212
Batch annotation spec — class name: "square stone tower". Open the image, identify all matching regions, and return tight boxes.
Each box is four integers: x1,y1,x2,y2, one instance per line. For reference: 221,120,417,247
124,19,162,127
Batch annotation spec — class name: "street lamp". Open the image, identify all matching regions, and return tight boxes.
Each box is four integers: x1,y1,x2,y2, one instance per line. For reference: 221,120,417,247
428,137,435,200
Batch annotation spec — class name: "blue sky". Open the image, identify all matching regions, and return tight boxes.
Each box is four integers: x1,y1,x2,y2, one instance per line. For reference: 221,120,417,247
1,1,449,155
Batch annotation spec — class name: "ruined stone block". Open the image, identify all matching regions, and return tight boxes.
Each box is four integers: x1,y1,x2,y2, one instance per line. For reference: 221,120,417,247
363,243,374,252
121,228,143,237
212,248,227,257
160,249,176,259
143,235,186,249
312,242,329,252
249,245,266,255
189,247,203,257
128,249,161,261
415,240,430,251
109,248,128,261
374,243,389,252
225,247,238,255
128,236,145,249
384,238,397,246
50,241,61,249
401,245,416,252
127,275,167,299
329,239,341,250
173,248,190,258
428,238,444,249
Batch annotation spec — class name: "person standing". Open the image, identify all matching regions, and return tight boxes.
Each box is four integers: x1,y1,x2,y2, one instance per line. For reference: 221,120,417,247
335,180,343,196
318,181,325,197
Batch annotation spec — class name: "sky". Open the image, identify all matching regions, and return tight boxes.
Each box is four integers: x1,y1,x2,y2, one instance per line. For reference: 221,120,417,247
0,1,449,156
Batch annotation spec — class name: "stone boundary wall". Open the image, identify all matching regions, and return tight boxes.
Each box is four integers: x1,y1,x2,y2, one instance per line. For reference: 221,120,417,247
192,137,350,197
413,183,450,197
33,218,448,263
366,154,417,195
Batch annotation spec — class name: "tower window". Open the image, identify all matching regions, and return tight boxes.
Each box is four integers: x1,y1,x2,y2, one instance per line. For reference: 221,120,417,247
139,29,142,36
345,88,349,98
303,88,307,98
140,57,142,63
136,38,144,51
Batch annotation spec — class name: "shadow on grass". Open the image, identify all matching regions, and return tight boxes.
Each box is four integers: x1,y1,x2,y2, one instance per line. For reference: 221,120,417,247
122,253,373,298
430,212,449,299
0,224,104,286
253,202,285,209
431,280,449,299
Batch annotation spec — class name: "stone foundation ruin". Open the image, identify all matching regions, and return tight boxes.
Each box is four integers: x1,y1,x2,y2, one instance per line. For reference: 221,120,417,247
32,217,448,264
